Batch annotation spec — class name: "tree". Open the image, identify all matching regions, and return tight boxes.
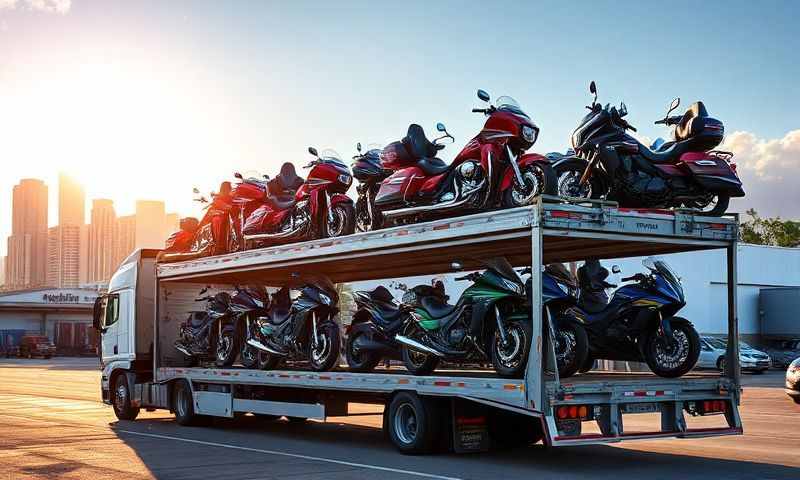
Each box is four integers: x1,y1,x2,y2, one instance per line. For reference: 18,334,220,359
740,209,800,247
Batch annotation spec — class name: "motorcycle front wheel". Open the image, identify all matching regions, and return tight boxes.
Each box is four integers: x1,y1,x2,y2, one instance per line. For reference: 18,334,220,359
309,322,341,372
215,326,239,367
553,157,605,200
553,321,589,379
323,203,356,239
502,164,558,208
491,320,532,378
642,317,701,378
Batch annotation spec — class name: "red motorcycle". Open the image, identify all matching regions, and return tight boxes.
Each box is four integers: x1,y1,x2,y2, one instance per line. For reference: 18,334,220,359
158,181,246,262
353,90,556,230
241,148,355,247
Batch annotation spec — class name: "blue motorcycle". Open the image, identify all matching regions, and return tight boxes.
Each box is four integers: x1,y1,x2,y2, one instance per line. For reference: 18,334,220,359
574,258,701,378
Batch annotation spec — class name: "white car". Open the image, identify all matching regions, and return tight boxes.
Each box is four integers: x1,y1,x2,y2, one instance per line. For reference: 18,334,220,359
697,336,771,373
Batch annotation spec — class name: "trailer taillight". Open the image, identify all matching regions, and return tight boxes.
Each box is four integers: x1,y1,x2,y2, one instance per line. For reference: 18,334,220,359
685,400,728,416
556,405,591,420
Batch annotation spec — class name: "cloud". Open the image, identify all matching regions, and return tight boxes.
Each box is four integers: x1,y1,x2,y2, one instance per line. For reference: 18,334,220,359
0,0,71,14
722,130,800,219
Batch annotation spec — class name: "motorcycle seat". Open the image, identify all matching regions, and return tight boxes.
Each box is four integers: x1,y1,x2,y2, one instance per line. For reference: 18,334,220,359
402,124,438,160
416,157,449,175
674,102,708,142
637,142,691,165
268,195,296,211
420,296,456,318
366,286,395,303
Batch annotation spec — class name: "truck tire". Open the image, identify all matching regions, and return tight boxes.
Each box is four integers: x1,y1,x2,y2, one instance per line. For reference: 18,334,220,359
112,374,140,421
386,392,440,454
173,380,207,426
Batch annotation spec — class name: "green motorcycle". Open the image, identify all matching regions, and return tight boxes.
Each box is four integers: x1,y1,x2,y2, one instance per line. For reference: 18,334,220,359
396,257,532,378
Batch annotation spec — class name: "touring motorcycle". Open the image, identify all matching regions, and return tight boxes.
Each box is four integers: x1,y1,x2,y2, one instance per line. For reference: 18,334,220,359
352,90,556,230
244,275,341,372
552,82,744,216
174,287,239,367
569,258,701,378
241,148,355,247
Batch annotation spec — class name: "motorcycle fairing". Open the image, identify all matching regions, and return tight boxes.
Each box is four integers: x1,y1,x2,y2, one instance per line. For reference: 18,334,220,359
242,203,291,236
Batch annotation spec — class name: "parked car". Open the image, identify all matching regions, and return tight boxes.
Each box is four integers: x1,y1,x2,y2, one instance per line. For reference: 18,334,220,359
786,358,800,404
18,335,56,359
697,336,771,373
764,339,800,369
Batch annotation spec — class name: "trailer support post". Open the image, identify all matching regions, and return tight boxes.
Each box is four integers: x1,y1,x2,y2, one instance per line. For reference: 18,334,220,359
725,242,741,399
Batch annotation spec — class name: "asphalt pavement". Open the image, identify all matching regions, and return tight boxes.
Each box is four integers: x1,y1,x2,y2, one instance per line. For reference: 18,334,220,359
0,357,798,480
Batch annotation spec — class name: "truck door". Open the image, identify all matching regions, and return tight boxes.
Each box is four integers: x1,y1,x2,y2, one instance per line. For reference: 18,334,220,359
98,294,121,361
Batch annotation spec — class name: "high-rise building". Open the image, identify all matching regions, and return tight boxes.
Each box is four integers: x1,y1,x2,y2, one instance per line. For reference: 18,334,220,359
0,256,5,288
165,212,180,235
46,225,81,288
88,199,117,283
79,224,89,285
135,200,166,249
116,214,136,266
58,172,85,226
5,178,48,289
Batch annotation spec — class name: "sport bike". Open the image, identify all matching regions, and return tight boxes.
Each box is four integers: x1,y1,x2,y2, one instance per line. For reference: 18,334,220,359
242,148,355,247
228,285,272,369
174,287,238,367
354,90,556,230
552,81,744,216
395,258,532,378
571,258,701,378
244,275,341,371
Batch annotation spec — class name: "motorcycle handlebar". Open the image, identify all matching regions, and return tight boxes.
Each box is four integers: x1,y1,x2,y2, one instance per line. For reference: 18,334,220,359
621,274,645,282
472,108,486,113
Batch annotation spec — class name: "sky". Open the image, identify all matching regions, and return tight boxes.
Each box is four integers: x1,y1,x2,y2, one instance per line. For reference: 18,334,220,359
1,0,799,256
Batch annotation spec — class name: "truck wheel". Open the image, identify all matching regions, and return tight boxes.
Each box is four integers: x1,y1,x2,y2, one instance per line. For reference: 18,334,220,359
112,374,140,421
173,380,208,426
386,392,440,454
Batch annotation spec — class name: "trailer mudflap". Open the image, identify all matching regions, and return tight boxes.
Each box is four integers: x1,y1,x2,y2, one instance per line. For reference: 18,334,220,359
544,376,743,446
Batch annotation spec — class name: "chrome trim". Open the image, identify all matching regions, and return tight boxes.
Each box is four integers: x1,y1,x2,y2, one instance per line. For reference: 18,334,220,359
394,335,446,357
694,160,717,166
506,146,525,186
242,217,309,241
174,344,192,357
381,178,486,220
246,338,287,356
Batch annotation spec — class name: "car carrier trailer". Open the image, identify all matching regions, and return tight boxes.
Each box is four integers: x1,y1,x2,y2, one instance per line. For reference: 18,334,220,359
96,198,743,453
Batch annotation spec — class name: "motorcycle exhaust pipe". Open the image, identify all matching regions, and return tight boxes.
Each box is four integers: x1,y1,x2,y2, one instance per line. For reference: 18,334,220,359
354,338,397,355
381,179,486,221
243,218,309,242
246,338,287,356
394,335,446,357
174,343,193,357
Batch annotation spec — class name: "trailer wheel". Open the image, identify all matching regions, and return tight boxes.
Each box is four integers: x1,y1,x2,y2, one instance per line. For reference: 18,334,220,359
386,392,440,454
173,380,207,426
112,374,140,421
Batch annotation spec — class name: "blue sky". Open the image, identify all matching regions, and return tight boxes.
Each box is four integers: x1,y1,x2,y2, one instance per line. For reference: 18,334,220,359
1,0,799,255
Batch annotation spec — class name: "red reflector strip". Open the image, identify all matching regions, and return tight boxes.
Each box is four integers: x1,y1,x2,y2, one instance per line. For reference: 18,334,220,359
456,416,486,426
432,224,451,231
623,390,671,397
433,381,451,387
708,223,728,230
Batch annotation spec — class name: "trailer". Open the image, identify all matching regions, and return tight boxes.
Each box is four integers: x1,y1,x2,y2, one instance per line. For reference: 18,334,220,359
97,199,743,453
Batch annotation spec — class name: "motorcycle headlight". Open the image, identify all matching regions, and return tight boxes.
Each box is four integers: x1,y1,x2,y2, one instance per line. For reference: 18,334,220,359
318,292,332,305
338,174,352,186
521,125,537,144
557,281,570,296
502,278,524,295
253,298,265,308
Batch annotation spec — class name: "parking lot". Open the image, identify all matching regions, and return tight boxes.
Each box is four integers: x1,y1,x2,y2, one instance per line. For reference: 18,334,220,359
0,357,797,479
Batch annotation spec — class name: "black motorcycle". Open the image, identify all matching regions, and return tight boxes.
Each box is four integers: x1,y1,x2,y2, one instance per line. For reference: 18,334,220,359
552,81,743,216
174,288,238,367
351,142,389,232
245,275,341,372
569,258,701,378
229,285,272,369
395,258,532,378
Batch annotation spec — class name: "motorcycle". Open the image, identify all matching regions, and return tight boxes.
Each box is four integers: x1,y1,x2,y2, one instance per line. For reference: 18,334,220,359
228,284,273,369
242,149,356,248
354,90,556,230
174,287,239,367
395,257,532,378
351,142,388,232
244,275,341,372
552,81,744,216
516,264,589,378
344,281,448,372
569,258,701,378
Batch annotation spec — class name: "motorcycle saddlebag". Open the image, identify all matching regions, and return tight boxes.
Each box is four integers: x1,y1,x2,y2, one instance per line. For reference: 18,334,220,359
380,141,416,170
681,151,745,197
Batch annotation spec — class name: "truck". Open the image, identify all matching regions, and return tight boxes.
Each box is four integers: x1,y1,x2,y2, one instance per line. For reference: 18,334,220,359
95,200,744,453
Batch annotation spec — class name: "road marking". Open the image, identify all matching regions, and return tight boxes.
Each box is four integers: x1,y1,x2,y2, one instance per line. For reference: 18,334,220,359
115,428,462,480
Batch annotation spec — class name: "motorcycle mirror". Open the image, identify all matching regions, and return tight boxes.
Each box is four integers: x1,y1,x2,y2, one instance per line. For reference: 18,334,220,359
619,102,627,116
450,261,463,271
667,97,681,115
436,122,447,133
589,81,598,104
234,172,243,180
308,147,318,157
192,187,200,194
612,265,621,274
477,89,490,102
356,142,362,153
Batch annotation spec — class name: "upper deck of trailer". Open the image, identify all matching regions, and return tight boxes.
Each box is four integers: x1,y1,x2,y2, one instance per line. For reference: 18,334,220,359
156,200,737,285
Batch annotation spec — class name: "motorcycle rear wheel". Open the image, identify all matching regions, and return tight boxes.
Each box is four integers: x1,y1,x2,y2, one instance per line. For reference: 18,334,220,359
400,327,440,376
643,317,701,378
554,321,589,379
345,329,382,373
257,350,281,370
502,164,557,208
684,194,730,217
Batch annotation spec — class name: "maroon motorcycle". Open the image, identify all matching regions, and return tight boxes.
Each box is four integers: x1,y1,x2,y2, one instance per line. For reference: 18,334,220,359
241,148,355,248
352,89,556,230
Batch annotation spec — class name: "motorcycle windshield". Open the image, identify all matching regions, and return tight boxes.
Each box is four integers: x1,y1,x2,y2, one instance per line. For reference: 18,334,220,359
477,257,524,285
299,274,338,301
643,258,684,299
496,96,530,119
319,149,348,168
242,285,269,305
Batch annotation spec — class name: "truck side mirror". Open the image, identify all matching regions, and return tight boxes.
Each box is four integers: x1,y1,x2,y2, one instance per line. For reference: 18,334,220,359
92,296,106,332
